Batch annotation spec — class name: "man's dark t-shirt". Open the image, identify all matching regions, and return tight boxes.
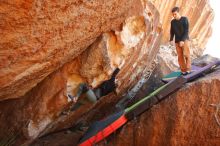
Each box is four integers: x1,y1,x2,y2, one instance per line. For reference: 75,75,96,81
170,16,189,43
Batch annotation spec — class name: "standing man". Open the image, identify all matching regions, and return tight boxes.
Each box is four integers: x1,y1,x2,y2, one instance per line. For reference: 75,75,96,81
170,7,191,75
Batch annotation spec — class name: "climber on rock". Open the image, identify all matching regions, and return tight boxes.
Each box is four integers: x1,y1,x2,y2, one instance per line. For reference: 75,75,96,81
65,68,120,112
68,83,98,111
169,6,191,75
94,68,120,97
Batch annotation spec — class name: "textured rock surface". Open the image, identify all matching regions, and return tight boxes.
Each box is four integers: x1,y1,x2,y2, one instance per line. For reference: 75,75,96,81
96,68,220,146
0,0,140,100
0,0,162,145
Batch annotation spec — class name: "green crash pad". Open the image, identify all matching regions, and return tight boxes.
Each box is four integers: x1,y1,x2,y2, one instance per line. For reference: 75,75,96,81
162,71,182,83
162,65,202,83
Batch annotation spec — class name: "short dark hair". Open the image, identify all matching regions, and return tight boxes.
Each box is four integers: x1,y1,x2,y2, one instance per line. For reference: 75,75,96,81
172,7,180,13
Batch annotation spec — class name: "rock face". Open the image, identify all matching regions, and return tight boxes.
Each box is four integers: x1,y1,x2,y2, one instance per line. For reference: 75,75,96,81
0,0,162,145
0,0,215,146
0,0,142,100
97,68,220,146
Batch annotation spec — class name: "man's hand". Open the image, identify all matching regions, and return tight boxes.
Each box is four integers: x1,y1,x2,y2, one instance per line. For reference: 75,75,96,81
169,41,174,46
179,41,184,47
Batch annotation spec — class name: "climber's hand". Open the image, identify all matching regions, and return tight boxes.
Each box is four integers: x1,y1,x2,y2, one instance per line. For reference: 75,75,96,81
72,96,78,103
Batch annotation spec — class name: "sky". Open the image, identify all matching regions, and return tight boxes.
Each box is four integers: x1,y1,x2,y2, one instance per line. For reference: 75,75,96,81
203,0,220,58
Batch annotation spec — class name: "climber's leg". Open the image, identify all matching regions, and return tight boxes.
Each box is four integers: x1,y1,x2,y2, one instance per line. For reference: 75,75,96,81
85,89,98,103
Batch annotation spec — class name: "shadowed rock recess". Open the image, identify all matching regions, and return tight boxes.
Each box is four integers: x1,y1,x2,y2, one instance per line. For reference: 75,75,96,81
0,0,217,146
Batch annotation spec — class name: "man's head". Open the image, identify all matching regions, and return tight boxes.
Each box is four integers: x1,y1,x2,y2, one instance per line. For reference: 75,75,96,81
172,7,181,20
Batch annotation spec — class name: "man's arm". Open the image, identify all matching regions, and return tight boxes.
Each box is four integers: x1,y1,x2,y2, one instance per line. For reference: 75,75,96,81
181,17,189,41
170,21,174,41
